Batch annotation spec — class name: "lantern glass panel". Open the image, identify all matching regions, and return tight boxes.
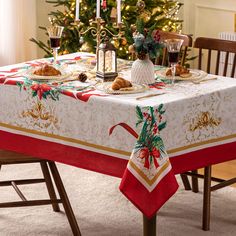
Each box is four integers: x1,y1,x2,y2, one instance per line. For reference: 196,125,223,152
104,51,115,72
98,50,105,73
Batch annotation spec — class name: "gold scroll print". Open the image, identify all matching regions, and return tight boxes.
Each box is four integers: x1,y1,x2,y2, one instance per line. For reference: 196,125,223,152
189,111,221,132
21,101,59,129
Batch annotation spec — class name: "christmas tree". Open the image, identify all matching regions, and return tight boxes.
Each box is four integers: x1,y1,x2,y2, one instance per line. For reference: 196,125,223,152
31,0,183,59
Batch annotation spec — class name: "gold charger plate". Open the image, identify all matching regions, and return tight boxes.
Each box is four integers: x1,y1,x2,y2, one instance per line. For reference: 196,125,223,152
95,82,149,94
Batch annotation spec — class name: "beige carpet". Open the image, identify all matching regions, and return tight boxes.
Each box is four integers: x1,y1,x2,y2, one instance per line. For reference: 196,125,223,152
0,162,235,236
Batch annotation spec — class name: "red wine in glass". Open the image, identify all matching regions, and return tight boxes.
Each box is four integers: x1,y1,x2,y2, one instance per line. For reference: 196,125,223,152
50,37,61,49
168,51,179,64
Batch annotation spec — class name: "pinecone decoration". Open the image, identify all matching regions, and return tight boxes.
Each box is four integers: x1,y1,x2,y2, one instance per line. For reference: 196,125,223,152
78,72,88,82
137,52,147,60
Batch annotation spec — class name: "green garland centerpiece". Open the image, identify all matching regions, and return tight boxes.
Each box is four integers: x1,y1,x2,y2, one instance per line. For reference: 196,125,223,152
129,18,163,60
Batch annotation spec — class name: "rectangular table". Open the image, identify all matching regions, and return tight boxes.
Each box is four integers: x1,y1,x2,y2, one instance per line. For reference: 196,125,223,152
0,52,235,235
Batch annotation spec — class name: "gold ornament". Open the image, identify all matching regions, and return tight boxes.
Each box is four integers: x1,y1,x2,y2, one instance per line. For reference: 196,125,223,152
128,44,135,53
140,10,151,23
110,7,117,19
121,37,127,46
80,42,93,52
113,38,120,49
130,24,137,33
136,0,145,11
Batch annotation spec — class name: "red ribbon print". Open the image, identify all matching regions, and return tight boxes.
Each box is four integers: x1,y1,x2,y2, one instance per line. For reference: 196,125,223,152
31,84,51,100
109,123,138,139
139,147,160,169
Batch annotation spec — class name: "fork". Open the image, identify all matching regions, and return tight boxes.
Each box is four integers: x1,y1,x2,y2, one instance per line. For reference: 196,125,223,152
192,77,217,84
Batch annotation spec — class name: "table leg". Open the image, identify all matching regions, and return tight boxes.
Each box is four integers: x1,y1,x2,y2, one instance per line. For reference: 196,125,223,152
143,214,156,236
202,165,212,231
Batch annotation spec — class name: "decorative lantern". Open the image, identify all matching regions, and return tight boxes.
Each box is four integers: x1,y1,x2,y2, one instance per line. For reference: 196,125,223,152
96,37,118,81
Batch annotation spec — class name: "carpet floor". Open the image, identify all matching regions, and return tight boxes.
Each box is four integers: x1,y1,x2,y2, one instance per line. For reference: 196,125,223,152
0,162,235,236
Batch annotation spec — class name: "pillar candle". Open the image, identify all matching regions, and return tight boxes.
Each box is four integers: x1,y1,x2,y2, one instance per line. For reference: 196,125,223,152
75,0,80,21
117,0,121,24
96,0,101,18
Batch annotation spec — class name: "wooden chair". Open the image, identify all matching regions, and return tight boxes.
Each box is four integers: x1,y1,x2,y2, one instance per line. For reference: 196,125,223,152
194,37,236,77
152,30,193,66
0,150,81,236
181,36,236,230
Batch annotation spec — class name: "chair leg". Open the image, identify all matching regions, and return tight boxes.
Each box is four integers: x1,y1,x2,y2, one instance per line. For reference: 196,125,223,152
191,170,199,193
40,161,60,212
180,174,192,190
202,165,212,231
48,161,81,236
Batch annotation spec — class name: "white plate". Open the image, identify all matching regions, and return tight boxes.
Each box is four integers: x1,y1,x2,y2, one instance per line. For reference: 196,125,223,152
157,69,207,81
24,68,72,82
95,82,149,94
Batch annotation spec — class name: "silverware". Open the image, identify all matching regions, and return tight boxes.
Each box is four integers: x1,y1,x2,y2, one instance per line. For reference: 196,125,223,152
192,77,218,84
136,92,166,100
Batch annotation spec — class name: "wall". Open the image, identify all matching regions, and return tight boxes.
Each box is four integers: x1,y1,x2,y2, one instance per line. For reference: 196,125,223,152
181,0,236,69
182,0,236,37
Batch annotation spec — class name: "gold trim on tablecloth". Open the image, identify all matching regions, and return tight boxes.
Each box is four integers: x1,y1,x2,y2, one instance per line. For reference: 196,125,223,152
0,122,131,156
167,133,236,154
0,122,235,157
129,159,170,186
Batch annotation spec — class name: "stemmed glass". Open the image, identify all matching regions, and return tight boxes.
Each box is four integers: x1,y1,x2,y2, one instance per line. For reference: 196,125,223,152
47,25,64,64
165,39,184,85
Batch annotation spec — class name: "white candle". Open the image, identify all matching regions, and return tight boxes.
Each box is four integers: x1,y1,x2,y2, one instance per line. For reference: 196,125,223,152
117,0,121,24
96,0,101,18
75,0,80,21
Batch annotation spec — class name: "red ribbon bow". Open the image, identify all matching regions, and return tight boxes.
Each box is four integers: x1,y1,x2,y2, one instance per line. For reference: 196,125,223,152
31,84,51,100
139,147,160,169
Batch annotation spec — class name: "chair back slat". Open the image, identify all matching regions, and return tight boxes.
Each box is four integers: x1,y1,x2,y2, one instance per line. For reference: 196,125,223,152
215,51,220,75
194,37,236,78
198,48,202,70
231,54,236,78
223,52,229,77
152,30,192,66
207,49,211,73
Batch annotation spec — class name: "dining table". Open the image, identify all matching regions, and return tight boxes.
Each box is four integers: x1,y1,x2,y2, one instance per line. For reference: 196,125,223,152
0,52,235,236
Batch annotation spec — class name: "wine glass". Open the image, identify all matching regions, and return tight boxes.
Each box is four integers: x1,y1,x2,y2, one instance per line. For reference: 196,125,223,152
47,25,64,64
165,39,184,84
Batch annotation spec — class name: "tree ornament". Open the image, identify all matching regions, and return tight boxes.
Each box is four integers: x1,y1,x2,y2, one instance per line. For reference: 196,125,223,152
140,10,152,23
128,44,135,53
113,38,120,49
110,7,117,19
80,42,93,52
136,0,145,11
121,37,127,46
78,72,88,82
130,24,137,33
79,36,85,44
102,0,107,11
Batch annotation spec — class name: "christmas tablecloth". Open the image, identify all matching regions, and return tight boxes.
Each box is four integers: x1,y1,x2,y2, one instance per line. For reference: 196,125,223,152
0,52,236,218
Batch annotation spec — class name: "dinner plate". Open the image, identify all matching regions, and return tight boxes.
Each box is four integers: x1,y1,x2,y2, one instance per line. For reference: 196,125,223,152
24,68,72,82
95,82,149,94
157,69,207,81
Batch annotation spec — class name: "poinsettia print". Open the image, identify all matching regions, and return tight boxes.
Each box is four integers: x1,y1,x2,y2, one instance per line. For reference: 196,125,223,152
17,78,60,101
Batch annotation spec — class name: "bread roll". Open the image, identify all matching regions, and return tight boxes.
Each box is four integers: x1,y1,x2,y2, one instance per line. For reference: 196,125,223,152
33,64,61,76
111,77,132,90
